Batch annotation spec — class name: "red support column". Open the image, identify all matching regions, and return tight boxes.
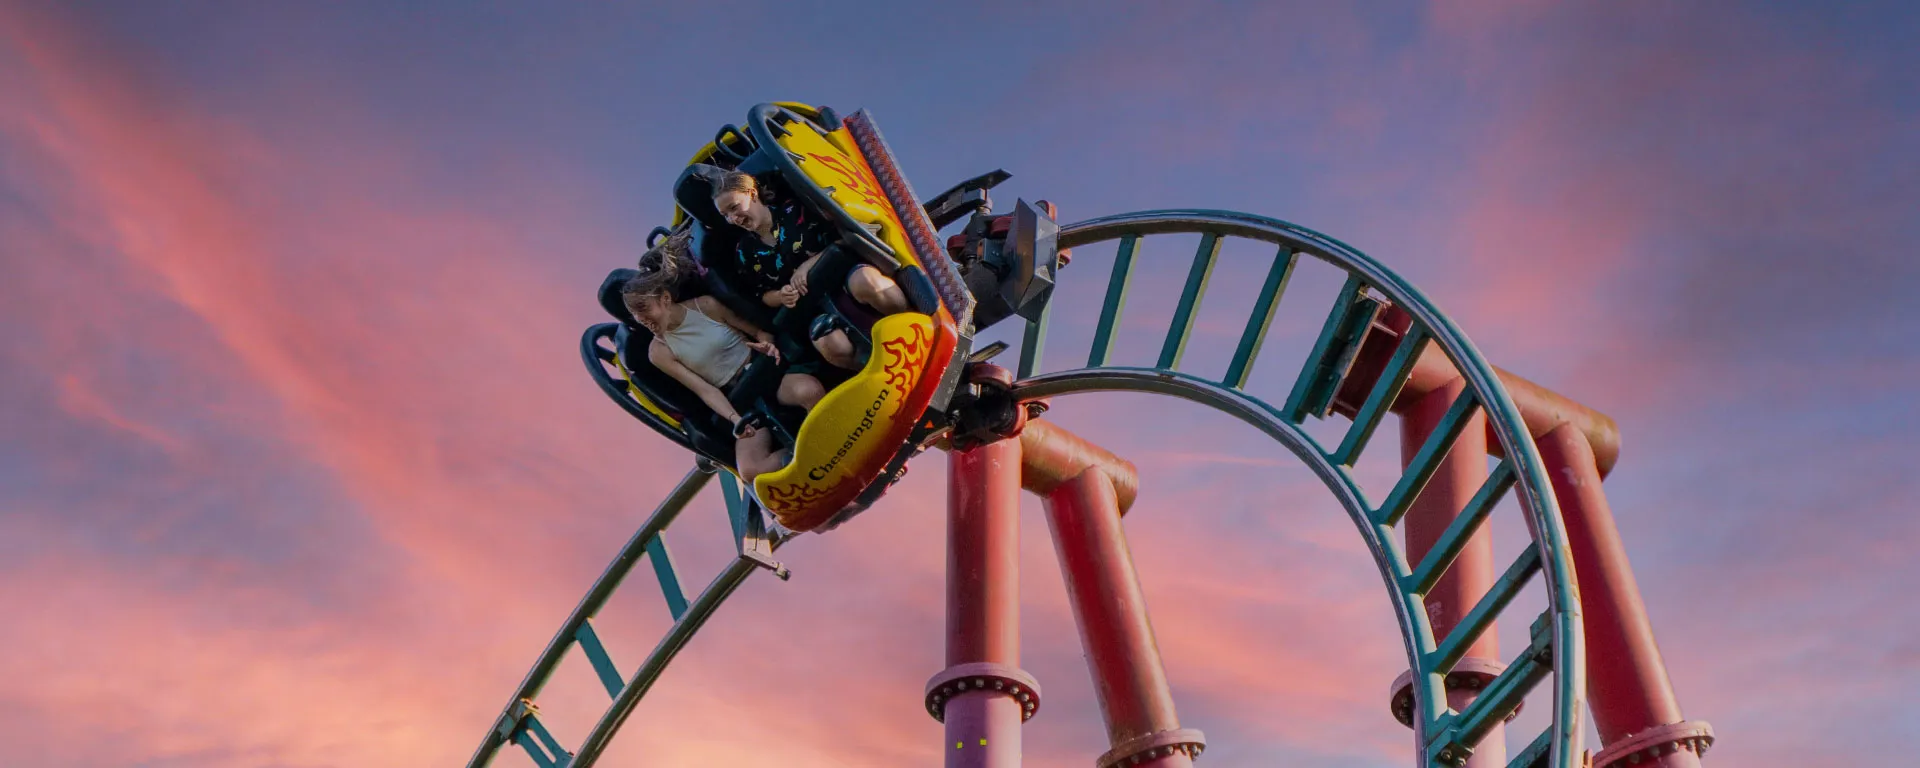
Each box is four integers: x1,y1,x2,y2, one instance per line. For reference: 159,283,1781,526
1341,313,1709,764
931,438,1040,768
1042,467,1204,767
1537,424,1713,768
1018,418,1139,515
1390,379,1508,767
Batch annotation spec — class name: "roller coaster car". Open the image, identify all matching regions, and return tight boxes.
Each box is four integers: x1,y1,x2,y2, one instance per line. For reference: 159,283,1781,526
584,102,1070,534
590,103,972,534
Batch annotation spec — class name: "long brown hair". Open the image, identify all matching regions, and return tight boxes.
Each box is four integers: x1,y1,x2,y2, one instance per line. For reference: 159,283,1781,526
623,229,691,305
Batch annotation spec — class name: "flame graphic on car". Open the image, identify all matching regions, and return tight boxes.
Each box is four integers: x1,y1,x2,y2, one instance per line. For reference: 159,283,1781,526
882,323,931,398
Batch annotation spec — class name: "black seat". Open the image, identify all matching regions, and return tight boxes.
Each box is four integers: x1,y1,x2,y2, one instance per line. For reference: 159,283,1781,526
598,269,735,460
598,267,642,326
674,164,785,329
613,323,738,463
598,267,805,466
673,164,733,233
684,220,777,331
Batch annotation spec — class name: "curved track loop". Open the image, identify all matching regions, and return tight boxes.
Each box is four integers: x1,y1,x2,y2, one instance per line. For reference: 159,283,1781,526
1039,210,1585,768
467,209,1585,768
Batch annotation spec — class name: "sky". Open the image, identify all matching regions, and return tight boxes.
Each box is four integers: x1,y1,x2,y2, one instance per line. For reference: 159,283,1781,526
1,1,1916,766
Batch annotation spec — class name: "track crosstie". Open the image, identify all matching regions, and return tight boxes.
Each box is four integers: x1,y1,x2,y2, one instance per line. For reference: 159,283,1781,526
468,209,1588,768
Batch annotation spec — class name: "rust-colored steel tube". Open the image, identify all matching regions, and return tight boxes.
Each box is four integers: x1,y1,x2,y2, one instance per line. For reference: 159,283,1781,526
1398,379,1507,768
1402,346,1622,478
1403,380,1503,662
1338,311,1707,764
1018,418,1140,515
1539,424,1707,768
1336,317,1622,477
940,439,1028,767
949,440,1024,667
1043,468,1201,767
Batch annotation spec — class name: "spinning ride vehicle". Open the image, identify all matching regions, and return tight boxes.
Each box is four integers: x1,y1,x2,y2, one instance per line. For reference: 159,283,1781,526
582,102,1067,534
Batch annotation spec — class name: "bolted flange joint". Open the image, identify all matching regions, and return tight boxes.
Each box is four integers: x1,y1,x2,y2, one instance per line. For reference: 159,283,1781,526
924,662,1043,724
1388,657,1523,728
1096,728,1209,768
1433,742,1474,767
1592,720,1715,768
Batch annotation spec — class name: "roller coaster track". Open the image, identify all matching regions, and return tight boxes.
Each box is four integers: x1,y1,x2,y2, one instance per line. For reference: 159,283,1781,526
467,209,1588,768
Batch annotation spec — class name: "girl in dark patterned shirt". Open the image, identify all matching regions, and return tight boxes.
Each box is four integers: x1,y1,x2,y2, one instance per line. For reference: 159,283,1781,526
711,171,909,370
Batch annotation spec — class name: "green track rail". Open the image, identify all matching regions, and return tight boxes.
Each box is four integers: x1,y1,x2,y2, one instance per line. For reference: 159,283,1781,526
463,468,779,768
1021,210,1585,768
466,209,1585,768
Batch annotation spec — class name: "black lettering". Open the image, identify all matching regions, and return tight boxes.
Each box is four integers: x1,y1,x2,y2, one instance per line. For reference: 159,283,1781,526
805,389,893,482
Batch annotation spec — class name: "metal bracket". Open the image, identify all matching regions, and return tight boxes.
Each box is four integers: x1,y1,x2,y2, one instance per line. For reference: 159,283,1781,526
1426,612,1560,766
494,698,536,742
968,340,1011,364
738,501,791,581
959,199,1063,333
946,363,1027,451
722,475,791,581
924,169,1011,230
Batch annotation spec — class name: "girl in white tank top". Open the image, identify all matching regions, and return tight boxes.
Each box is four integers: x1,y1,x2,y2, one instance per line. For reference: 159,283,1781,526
657,302,753,389
621,237,828,521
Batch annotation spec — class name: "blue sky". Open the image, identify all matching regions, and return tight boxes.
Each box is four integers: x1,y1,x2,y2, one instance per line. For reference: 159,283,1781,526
2,2,1916,765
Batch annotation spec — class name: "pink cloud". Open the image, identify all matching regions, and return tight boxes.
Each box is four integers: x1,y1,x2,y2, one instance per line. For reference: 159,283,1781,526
54,374,191,456
4,4,1910,768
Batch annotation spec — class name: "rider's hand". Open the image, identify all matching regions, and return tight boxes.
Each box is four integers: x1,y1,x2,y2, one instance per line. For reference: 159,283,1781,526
792,254,821,295
779,285,801,308
748,339,781,363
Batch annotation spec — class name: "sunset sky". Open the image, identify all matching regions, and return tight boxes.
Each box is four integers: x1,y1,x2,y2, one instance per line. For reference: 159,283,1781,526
3,2,1917,767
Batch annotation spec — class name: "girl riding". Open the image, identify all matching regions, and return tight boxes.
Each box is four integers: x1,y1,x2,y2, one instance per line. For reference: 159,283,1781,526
710,170,911,370
621,233,825,487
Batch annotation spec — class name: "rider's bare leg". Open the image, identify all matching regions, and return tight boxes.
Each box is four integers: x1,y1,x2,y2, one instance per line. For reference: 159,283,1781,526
846,264,910,315
813,329,859,370
778,373,825,409
735,428,781,484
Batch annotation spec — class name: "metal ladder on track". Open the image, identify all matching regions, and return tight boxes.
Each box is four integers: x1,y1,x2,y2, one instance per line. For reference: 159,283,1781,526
1010,210,1585,768
467,209,1587,768
464,469,787,768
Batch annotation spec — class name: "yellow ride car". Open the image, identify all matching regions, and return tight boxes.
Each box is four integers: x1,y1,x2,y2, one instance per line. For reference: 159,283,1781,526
588,102,974,533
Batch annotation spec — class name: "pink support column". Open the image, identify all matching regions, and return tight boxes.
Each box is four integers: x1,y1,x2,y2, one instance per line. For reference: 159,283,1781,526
1042,467,1205,768
930,438,1039,768
1537,424,1713,768
1343,310,1709,765
1390,379,1508,767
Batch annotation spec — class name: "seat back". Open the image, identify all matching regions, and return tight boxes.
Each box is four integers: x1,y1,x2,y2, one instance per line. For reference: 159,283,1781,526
598,267,642,327
614,323,736,464
684,221,776,330
598,269,735,461
673,163,732,233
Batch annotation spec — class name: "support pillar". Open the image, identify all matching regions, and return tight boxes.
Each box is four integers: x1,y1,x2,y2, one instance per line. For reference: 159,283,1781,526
930,438,1040,768
1391,378,1508,767
1043,468,1204,767
1538,424,1713,768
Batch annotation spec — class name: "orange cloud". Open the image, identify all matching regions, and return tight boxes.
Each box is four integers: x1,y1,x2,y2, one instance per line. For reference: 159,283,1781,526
5,4,1909,768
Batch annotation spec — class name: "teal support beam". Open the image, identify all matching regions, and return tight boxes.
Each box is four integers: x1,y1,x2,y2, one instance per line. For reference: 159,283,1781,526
1088,235,1139,367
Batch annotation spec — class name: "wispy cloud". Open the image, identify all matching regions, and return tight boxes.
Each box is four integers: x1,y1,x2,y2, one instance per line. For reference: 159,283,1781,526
3,2,1916,767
